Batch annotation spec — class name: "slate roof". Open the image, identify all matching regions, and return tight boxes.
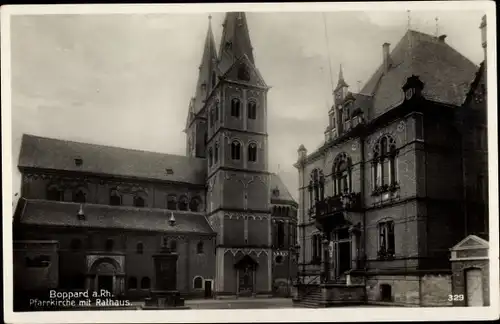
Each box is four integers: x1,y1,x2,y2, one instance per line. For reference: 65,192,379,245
360,30,479,118
270,173,297,205
18,134,207,185
15,198,214,234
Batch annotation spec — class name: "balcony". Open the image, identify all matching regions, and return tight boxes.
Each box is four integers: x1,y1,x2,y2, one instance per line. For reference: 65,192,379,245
313,193,362,221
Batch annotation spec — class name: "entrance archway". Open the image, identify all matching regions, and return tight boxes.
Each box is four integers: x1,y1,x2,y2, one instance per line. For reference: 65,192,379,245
88,257,124,296
235,255,258,296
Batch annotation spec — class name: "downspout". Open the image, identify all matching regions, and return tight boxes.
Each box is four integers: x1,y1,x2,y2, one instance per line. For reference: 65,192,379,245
360,133,368,302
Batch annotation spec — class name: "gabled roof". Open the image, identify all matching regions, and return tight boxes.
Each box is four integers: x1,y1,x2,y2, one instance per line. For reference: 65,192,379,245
360,30,478,118
15,198,214,234
18,134,207,185
270,173,297,205
219,53,268,88
450,234,489,251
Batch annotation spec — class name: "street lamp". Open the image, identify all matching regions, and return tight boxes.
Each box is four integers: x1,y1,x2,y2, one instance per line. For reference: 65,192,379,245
322,237,330,283
294,244,301,284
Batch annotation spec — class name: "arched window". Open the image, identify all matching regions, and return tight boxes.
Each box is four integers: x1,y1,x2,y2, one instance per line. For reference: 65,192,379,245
197,241,204,254
378,220,395,259
109,189,121,206
231,141,241,160
47,186,63,201
309,169,325,207
105,239,114,252
178,196,188,211
333,153,352,196
169,240,177,252
193,276,203,289
208,148,213,167
238,65,250,81
128,277,137,289
189,197,201,212
141,277,151,289
134,196,145,207
248,143,257,162
247,100,257,120
231,98,241,118
372,135,397,191
136,242,144,254
70,238,82,251
277,222,285,248
73,189,86,203
214,142,219,163
167,195,177,210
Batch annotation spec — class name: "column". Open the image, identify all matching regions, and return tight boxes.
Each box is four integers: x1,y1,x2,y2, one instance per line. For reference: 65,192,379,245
112,276,117,295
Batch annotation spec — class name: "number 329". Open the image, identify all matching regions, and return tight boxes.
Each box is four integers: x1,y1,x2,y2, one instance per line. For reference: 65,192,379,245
448,294,464,301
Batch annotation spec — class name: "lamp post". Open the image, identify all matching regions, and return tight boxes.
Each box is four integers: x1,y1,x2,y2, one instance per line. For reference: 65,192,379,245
322,236,330,283
294,244,301,284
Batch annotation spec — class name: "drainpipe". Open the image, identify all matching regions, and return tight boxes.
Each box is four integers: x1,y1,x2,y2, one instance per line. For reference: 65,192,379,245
361,133,368,302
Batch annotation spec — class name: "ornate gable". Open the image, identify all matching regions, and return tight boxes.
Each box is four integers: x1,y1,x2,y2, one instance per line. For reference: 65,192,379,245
220,54,267,88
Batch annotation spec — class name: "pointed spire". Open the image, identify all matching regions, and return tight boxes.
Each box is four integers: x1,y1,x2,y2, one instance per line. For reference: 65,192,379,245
335,64,349,91
190,15,218,117
218,12,255,74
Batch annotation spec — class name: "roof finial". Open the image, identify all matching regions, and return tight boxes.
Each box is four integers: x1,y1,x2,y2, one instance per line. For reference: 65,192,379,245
435,17,439,36
357,81,362,93
407,10,412,30
208,14,212,21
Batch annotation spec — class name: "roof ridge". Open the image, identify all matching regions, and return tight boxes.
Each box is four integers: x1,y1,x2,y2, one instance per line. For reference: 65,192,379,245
22,133,201,161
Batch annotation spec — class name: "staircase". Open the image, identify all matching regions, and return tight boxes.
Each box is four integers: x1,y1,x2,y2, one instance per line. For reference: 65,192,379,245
294,284,324,308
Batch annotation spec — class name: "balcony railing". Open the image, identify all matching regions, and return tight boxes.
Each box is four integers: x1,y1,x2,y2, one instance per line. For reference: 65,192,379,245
313,193,362,220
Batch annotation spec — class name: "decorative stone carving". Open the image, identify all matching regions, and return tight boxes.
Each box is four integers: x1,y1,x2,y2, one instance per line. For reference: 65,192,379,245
397,121,406,132
224,248,269,257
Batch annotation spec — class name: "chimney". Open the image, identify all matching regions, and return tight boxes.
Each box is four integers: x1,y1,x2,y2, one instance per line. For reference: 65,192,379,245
480,15,486,61
438,35,447,42
382,43,391,72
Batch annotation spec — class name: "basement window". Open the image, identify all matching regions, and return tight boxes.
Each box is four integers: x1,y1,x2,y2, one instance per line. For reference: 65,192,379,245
74,158,83,166
165,168,174,175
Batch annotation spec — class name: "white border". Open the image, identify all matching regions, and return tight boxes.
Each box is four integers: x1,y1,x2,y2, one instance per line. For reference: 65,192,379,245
2,1,498,323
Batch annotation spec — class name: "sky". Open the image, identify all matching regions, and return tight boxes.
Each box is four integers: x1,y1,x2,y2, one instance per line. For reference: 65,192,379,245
9,9,485,203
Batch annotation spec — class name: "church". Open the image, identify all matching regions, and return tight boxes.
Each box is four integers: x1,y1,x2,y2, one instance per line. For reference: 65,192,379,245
294,15,489,307
12,12,298,307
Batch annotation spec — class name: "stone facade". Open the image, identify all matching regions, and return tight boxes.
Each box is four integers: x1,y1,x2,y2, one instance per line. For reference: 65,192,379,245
12,13,298,307
295,18,488,307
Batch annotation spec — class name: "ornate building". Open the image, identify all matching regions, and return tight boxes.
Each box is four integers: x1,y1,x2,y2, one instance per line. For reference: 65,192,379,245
13,12,298,308
294,16,489,307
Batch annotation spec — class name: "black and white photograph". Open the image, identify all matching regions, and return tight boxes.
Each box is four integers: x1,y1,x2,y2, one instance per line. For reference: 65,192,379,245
2,2,498,323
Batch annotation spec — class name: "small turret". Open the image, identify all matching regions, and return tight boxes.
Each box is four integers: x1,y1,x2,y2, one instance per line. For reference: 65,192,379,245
297,144,307,161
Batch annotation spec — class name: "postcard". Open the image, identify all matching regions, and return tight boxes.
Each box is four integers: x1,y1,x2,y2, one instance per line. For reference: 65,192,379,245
2,2,498,323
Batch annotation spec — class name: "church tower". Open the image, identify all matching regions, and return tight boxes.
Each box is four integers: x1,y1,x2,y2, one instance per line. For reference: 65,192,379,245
202,12,273,297
185,16,218,158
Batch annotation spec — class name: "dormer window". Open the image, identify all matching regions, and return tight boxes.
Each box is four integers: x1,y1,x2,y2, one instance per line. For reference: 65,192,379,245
201,82,207,91
402,75,424,102
225,41,232,50
74,157,83,166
